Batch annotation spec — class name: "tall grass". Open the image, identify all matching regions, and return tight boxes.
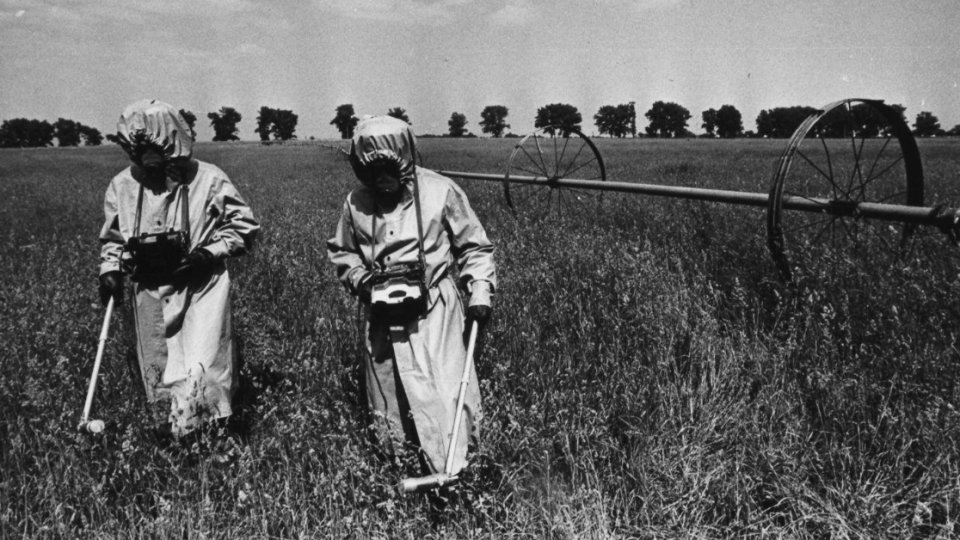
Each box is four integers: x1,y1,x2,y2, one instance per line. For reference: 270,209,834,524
2,138,959,538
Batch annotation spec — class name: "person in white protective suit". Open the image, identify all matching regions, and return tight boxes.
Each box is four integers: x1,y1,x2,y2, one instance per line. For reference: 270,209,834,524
98,99,260,438
327,115,496,479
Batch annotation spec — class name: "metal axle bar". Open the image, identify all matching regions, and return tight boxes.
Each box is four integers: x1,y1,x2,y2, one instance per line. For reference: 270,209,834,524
436,170,958,228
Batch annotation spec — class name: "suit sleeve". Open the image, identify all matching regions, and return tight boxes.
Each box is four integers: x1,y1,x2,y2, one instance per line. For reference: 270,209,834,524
327,199,372,295
443,182,496,306
98,180,125,276
201,176,260,260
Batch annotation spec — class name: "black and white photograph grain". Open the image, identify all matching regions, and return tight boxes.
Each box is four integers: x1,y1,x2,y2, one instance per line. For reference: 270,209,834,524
2,1,960,538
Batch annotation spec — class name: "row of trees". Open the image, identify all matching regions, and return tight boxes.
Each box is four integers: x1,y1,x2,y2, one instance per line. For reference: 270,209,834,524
2,103,955,148
254,106,299,142
753,104,948,138
330,105,416,138
420,101,734,139
0,118,103,148
181,106,302,143
330,101,956,140
0,105,300,148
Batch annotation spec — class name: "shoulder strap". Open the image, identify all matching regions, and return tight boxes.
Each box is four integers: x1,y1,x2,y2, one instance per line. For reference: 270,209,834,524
370,210,377,267
368,171,427,279
410,170,427,275
133,181,145,238
179,184,191,241
132,177,191,239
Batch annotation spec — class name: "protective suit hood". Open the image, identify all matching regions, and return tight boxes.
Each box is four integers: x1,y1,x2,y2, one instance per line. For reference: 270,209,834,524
116,100,193,164
350,115,418,184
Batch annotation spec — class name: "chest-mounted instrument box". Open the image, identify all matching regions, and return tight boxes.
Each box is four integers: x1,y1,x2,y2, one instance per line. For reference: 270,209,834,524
125,183,191,283
370,262,427,323
126,230,189,281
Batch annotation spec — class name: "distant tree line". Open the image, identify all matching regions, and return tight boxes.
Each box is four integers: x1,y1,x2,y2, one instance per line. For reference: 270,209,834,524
595,102,637,138
0,118,103,148
254,106,299,142
0,105,296,148
326,101,955,140
2,100,957,149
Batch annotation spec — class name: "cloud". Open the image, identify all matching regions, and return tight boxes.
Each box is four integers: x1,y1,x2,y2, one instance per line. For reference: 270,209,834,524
636,0,684,9
132,0,258,17
597,0,685,12
237,43,267,56
488,0,537,26
314,0,466,25
0,0,296,50
486,0,682,28
0,6,25,23
8,0,263,28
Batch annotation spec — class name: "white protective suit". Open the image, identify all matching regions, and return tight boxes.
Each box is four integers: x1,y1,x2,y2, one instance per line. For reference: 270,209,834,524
327,116,496,475
100,100,260,435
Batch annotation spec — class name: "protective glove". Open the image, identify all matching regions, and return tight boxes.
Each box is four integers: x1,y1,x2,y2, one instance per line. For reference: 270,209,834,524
98,271,124,306
171,248,215,286
465,280,493,328
466,304,492,327
358,277,373,303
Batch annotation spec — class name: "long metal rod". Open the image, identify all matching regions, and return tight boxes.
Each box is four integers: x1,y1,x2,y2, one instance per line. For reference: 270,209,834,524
436,170,955,227
79,296,113,429
445,319,479,476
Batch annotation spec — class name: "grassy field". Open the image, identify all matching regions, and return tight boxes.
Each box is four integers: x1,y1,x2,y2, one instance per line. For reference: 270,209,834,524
2,137,960,538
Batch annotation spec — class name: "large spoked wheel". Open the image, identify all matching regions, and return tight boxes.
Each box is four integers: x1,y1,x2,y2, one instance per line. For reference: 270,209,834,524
766,98,924,281
503,127,606,218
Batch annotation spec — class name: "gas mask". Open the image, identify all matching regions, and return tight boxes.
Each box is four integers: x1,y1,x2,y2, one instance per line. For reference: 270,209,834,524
353,156,404,203
137,148,167,187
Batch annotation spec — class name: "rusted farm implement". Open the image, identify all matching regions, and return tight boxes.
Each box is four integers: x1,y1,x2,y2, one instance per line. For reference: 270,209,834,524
431,98,960,280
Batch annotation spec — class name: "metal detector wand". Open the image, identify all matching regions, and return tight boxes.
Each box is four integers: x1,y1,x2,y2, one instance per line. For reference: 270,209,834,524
399,319,480,493
78,296,114,433
444,319,479,475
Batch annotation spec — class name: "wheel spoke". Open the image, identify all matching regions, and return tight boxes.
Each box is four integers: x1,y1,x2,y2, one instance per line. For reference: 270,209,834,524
556,136,571,176
877,190,909,204
526,188,549,217
875,225,898,253
812,217,839,245
861,136,893,196
519,144,549,177
844,102,862,197
796,148,837,194
553,134,559,177
846,130,867,201
533,134,551,177
562,155,600,180
517,186,549,206
821,134,835,197
864,155,904,186
852,132,868,199
836,214,860,245
560,140,589,179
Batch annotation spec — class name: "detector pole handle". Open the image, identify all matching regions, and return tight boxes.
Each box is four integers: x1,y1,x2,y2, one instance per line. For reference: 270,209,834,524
444,319,479,476
79,296,114,428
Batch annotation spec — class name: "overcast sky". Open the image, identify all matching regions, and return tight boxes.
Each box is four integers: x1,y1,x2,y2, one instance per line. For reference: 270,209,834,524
1,0,958,141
